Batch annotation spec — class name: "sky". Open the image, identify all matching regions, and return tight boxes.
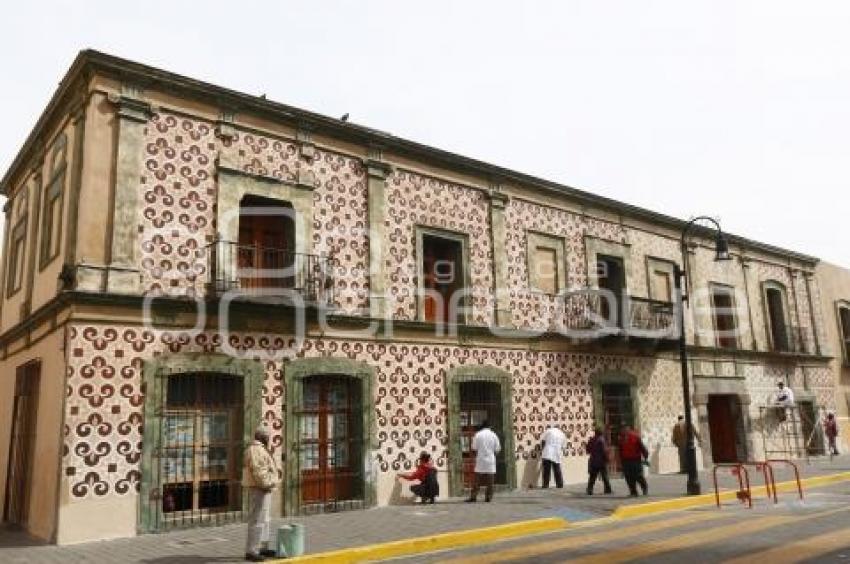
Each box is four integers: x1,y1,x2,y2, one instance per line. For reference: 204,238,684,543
1,1,849,266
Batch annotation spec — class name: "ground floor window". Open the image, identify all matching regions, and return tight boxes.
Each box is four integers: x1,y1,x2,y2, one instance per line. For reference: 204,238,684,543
156,373,244,523
459,381,508,487
600,382,635,474
296,375,364,513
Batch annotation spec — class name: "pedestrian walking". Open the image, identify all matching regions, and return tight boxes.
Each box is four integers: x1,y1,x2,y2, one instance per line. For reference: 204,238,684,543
585,428,612,495
619,425,649,497
540,424,567,488
825,412,840,455
465,420,501,503
397,451,439,504
671,415,701,473
243,422,282,562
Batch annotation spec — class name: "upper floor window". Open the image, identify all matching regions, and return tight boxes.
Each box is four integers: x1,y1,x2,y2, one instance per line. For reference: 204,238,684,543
837,302,850,364
236,195,295,293
527,232,566,295
596,254,625,324
5,188,30,298
418,228,467,324
39,134,67,268
710,284,739,349
650,269,673,303
763,282,791,352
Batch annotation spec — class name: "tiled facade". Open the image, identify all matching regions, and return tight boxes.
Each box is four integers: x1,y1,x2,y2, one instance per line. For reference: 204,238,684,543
0,51,841,544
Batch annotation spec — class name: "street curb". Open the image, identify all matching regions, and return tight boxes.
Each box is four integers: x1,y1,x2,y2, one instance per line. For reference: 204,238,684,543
272,470,850,563
611,470,850,520
272,517,569,563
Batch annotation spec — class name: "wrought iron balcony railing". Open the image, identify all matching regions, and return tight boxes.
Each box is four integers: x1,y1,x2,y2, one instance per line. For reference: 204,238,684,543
206,240,335,305
769,325,810,354
559,292,676,339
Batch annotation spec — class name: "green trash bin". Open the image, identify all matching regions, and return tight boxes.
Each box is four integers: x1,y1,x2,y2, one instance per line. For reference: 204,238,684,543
277,523,305,558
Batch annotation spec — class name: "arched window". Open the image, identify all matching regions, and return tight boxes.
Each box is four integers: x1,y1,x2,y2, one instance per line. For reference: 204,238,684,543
40,134,67,267
762,281,792,352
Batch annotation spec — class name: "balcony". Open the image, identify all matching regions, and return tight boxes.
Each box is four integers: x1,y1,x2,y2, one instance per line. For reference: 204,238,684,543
769,325,811,354
206,240,336,306
560,292,676,341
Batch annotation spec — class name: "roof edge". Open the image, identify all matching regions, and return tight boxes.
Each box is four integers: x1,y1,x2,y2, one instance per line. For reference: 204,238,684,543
0,49,820,266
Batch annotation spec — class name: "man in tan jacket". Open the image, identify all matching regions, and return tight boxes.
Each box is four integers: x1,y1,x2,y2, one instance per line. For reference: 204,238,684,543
671,415,701,474
244,422,282,562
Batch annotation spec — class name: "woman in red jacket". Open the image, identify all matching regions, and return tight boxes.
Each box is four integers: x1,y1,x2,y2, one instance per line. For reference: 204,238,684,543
398,452,439,504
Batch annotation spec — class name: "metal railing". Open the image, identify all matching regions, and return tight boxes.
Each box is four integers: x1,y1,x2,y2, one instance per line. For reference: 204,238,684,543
206,240,336,305
769,325,810,354
559,292,675,338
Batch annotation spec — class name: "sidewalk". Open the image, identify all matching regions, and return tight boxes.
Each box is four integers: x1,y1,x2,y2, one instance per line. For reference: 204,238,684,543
3,456,849,564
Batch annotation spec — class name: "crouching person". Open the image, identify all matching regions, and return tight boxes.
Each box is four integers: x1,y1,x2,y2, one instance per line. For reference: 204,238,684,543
244,422,282,562
398,451,439,504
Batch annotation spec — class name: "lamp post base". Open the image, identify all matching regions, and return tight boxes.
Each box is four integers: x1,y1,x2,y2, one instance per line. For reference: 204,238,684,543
687,480,702,496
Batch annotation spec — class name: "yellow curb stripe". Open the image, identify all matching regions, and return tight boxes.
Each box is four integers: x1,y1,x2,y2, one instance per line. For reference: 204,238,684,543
574,504,850,564
273,517,568,564
441,509,728,564
723,524,850,564
611,470,850,520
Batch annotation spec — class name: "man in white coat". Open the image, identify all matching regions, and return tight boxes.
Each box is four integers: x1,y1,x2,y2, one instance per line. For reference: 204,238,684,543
465,420,501,503
540,424,567,488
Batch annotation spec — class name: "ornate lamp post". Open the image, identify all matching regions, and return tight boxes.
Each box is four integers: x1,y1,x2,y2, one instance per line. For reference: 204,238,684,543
674,216,731,495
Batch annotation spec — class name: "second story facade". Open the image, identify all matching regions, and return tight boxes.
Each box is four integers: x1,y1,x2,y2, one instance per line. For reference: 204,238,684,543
0,52,828,364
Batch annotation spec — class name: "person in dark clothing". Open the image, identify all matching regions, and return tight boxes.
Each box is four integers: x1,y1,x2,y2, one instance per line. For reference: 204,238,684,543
397,452,439,504
619,425,649,497
586,427,612,495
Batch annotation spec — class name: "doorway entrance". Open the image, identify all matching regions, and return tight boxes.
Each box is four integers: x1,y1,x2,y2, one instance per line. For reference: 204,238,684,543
458,381,507,489
421,233,465,324
707,395,746,463
596,254,625,326
237,195,295,292
3,361,41,526
599,382,635,474
297,375,364,511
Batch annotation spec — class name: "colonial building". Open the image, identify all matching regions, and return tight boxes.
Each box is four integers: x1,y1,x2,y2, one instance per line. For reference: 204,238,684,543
0,51,838,544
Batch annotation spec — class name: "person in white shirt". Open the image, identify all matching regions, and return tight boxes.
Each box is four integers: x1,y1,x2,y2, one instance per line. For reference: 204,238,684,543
539,425,567,488
775,381,795,407
775,381,795,422
465,420,501,503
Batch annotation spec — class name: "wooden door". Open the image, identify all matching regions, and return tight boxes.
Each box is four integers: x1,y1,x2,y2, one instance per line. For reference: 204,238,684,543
422,235,463,323
299,377,358,505
708,395,738,463
238,209,292,291
3,361,41,526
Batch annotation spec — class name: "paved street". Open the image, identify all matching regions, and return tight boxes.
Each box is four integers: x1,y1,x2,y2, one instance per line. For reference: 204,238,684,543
404,483,850,563
0,457,847,563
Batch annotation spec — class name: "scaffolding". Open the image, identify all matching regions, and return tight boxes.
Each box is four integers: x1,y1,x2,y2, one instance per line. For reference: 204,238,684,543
758,404,828,461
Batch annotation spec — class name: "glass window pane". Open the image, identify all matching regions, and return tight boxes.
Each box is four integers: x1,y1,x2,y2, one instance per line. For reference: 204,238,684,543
162,447,194,482
202,446,229,476
300,414,319,440
164,414,194,447
304,382,320,409
301,444,319,470
203,413,229,443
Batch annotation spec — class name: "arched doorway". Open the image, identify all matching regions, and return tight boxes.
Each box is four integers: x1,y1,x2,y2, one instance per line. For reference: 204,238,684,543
284,358,376,515
446,366,515,497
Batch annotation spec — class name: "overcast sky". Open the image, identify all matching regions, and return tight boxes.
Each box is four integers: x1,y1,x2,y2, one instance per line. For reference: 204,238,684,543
2,1,849,266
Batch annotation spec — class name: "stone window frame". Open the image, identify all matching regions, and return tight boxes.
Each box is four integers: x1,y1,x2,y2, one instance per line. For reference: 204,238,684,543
760,280,793,352
590,370,641,439
445,366,516,497
214,169,316,291
414,225,472,325
645,256,677,303
6,190,30,298
139,353,265,533
584,236,634,293
526,230,567,295
282,357,377,516
708,282,741,350
39,134,68,270
835,299,850,366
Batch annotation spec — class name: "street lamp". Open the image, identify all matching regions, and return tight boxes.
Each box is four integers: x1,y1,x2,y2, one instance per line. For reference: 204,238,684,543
674,216,732,495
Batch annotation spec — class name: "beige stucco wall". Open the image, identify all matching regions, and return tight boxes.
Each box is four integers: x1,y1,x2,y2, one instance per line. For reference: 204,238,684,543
0,327,67,541
814,261,850,448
